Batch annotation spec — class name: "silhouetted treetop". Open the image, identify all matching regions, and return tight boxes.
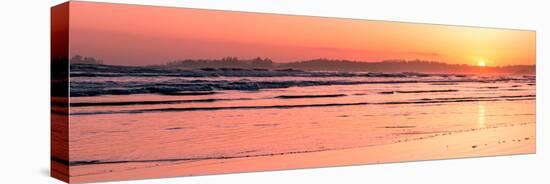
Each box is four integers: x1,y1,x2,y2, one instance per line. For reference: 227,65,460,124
70,55,103,65
164,57,534,74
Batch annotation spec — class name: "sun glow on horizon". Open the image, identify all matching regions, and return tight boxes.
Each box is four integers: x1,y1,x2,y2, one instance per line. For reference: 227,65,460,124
478,60,487,67
68,1,536,66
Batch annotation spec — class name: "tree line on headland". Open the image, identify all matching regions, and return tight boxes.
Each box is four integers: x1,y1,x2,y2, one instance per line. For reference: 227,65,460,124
164,57,535,75
68,55,535,75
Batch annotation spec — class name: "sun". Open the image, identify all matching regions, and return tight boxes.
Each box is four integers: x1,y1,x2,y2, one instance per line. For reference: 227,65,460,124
477,60,486,67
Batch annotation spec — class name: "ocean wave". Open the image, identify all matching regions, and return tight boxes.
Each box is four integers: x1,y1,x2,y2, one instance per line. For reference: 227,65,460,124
69,64,535,97
70,63,477,78
70,78,531,97
379,89,459,94
275,94,347,99
71,95,535,115
70,98,252,107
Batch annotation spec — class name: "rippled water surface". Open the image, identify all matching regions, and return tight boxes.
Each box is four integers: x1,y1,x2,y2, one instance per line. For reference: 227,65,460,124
68,68,535,165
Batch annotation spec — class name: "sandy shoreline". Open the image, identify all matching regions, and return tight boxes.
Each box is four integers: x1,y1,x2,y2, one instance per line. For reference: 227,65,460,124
70,122,535,183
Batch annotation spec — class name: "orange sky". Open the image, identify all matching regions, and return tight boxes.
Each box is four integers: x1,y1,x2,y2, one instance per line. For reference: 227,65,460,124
68,1,535,66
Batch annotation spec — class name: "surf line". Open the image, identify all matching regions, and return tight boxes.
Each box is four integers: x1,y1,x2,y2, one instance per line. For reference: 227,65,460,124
71,97,534,116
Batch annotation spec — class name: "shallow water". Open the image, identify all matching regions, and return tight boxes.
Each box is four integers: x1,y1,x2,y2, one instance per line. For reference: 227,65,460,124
68,73,535,166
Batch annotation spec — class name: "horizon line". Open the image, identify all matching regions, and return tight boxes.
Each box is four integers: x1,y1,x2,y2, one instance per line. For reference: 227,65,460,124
69,55,536,67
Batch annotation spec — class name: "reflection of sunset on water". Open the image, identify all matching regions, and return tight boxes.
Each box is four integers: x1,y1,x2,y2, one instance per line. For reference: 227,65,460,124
478,102,486,128
67,75,536,183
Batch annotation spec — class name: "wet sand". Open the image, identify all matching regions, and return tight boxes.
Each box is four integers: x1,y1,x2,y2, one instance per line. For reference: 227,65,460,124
70,122,535,183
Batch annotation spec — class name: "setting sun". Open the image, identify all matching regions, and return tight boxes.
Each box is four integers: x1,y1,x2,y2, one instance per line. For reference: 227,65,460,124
67,1,536,66
478,60,486,67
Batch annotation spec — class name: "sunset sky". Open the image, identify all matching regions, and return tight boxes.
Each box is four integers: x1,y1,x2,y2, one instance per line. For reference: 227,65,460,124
68,1,535,66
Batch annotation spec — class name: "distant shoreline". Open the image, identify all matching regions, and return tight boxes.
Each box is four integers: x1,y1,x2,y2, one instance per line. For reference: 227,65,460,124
67,55,536,75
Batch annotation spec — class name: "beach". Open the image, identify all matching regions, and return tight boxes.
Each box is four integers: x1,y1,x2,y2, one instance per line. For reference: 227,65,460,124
70,121,535,183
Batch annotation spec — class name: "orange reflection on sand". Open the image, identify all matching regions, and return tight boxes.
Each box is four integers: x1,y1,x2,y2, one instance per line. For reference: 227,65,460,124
478,102,486,128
